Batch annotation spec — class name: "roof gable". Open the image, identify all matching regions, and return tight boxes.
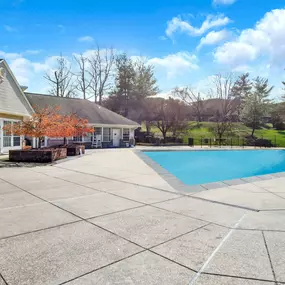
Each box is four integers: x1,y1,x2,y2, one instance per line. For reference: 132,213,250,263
0,60,33,116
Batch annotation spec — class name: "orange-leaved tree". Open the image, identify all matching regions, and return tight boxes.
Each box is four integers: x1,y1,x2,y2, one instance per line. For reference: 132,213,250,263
3,106,93,148
49,113,94,144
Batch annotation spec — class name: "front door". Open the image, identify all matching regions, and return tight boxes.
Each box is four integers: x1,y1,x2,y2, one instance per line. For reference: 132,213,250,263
112,129,121,147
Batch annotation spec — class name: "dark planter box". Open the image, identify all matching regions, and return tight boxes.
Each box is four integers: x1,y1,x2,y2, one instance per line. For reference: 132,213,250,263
66,145,85,156
9,148,67,163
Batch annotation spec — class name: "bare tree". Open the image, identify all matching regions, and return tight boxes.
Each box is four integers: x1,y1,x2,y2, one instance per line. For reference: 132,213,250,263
74,54,91,99
210,73,236,142
150,98,177,142
88,46,115,104
44,55,76,97
172,86,204,123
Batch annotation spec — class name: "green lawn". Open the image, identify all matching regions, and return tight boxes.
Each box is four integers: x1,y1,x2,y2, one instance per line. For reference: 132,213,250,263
141,122,285,147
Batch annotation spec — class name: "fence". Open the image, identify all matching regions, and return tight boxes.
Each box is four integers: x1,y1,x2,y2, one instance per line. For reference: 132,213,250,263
187,135,284,148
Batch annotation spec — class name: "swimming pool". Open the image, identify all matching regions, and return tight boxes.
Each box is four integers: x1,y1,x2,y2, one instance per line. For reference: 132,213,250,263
144,150,285,185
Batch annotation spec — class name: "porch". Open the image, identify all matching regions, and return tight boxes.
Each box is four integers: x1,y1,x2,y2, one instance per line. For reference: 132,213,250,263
46,126,136,149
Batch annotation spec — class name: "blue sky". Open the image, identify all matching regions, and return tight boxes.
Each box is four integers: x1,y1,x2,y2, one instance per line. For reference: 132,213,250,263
1,0,285,98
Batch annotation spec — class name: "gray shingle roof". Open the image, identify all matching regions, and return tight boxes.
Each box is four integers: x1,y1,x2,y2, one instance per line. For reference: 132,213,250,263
25,93,140,127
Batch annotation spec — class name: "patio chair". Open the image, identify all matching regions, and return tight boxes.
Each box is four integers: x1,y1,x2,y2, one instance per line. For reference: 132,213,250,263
93,135,102,148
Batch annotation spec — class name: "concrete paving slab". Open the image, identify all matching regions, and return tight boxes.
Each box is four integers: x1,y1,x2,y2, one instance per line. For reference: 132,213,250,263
254,178,285,193
0,276,6,285
119,174,177,192
257,174,276,180
0,221,142,285
155,197,247,227
194,188,285,210
238,211,285,231
229,183,267,193
66,251,195,285
195,274,273,284
91,206,206,248
271,172,285,178
0,191,43,209
86,180,142,192
201,182,228,190
264,231,285,282
223,179,248,186
62,165,139,180
28,184,100,201
53,192,142,219
0,180,22,194
0,168,45,181
204,230,274,281
0,202,79,239
184,184,207,192
50,172,110,185
274,193,285,198
152,224,229,271
107,185,181,204
242,176,263,183
16,177,74,191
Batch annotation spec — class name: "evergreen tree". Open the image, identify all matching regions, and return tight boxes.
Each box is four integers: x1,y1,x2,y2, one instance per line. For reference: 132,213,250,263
108,54,158,119
114,53,136,117
231,73,252,119
231,73,252,99
242,77,273,137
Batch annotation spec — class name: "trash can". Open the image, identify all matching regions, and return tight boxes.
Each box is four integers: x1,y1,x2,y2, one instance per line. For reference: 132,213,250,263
188,138,194,147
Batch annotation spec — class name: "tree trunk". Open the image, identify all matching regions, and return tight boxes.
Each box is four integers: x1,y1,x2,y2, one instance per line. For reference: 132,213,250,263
251,127,255,137
162,131,167,144
146,122,151,135
218,133,222,146
63,137,67,145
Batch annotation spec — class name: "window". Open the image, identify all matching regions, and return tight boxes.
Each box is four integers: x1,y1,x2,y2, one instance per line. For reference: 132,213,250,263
3,121,21,147
13,136,21,147
95,127,102,136
123,128,130,142
3,121,12,147
103,128,111,142
73,136,83,142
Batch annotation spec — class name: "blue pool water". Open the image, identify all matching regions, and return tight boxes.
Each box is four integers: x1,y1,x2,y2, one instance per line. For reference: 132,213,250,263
144,150,285,185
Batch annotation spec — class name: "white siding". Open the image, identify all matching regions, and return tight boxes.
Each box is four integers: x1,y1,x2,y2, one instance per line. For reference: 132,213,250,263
130,129,135,140
0,61,32,116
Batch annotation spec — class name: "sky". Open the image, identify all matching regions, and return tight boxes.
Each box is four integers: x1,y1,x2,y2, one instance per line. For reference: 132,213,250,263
1,0,285,99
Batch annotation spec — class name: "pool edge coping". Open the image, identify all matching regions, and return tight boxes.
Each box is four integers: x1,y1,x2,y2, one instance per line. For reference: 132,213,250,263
134,149,285,194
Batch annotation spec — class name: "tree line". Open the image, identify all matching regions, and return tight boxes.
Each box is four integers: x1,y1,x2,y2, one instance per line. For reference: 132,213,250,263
44,50,285,141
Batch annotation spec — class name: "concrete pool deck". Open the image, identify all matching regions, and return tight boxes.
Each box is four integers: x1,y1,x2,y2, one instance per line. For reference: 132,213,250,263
0,148,285,284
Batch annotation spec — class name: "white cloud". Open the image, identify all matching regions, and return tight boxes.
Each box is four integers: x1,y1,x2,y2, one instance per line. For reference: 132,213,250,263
25,50,42,55
214,9,285,69
0,50,67,92
0,50,22,60
156,91,173,99
197,29,230,50
166,14,231,37
9,57,34,86
78,36,94,42
4,25,17,32
58,25,65,33
213,0,236,5
148,52,199,78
